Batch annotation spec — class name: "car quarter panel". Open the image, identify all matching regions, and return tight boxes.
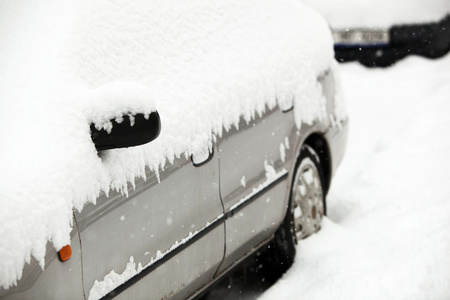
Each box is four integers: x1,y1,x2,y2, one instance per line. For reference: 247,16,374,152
325,118,349,180
74,155,224,300
216,107,297,273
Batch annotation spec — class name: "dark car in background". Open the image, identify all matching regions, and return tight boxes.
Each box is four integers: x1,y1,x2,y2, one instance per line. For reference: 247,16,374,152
333,14,450,66
299,0,450,66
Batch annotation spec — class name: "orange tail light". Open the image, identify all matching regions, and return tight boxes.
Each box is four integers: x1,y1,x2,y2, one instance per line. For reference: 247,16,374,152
58,245,72,262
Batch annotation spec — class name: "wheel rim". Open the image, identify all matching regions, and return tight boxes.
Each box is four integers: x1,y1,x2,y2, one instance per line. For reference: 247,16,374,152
292,157,324,241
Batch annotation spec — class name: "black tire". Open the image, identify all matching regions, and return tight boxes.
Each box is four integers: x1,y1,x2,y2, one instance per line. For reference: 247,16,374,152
260,144,326,282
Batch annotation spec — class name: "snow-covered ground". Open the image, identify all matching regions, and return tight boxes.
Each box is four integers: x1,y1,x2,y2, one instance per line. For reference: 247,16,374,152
258,55,450,299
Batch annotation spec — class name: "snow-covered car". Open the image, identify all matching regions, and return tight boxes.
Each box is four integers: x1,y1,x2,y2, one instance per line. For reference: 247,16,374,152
0,1,347,300
301,0,450,66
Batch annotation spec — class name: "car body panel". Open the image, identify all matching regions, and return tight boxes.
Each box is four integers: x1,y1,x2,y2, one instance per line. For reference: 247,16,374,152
0,220,84,300
326,119,349,179
74,154,224,299
217,180,289,275
218,107,295,213
111,226,224,300
216,107,296,273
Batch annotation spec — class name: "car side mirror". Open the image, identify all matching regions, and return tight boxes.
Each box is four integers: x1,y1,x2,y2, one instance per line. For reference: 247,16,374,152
90,111,161,151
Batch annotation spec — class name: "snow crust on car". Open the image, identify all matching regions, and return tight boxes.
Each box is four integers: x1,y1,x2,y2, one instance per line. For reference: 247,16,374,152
0,0,346,289
300,0,450,28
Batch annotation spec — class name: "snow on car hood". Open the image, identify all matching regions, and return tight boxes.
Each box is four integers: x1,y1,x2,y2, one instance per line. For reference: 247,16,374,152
300,0,450,28
0,0,345,289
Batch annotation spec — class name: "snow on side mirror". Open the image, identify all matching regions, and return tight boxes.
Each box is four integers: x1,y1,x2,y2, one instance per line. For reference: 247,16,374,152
90,112,161,151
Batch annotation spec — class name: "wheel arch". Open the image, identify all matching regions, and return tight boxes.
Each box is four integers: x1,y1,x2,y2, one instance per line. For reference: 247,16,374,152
258,132,332,279
303,133,332,196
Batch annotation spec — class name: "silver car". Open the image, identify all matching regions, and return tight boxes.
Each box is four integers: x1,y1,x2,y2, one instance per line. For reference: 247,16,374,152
0,4,347,300
1,74,347,300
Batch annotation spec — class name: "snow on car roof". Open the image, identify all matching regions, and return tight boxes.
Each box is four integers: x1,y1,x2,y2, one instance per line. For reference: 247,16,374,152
0,0,345,289
300,0,450,28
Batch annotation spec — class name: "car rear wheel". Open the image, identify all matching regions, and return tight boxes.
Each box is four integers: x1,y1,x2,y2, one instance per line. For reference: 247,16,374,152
260,144,325,281
291,145,325,240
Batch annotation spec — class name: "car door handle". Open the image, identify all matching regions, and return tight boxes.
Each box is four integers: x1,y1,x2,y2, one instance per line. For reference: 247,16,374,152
191,148,214,167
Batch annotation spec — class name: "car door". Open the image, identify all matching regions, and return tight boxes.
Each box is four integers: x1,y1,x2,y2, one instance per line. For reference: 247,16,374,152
74,152,224,300
216,107,296,273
